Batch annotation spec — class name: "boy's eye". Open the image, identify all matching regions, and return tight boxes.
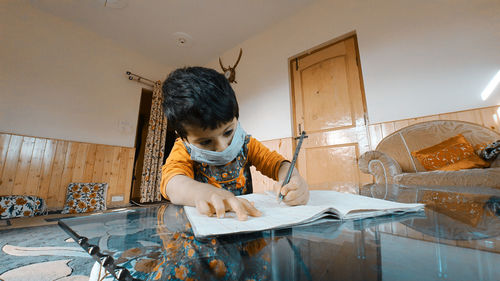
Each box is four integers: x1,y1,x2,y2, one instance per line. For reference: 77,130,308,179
199,140,212,146
224,129,233,137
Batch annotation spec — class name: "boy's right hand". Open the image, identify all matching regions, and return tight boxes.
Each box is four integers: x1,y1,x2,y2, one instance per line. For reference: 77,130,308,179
165,175,262,221
195,191,262,221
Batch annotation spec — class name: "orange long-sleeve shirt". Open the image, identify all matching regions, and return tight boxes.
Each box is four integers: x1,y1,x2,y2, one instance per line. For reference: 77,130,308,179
160,136,286,199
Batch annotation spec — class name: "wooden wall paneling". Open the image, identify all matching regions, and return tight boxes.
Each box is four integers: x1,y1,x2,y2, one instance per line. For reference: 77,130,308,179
100,146,116,203
367,124,383,150
380,122,395,139
479,106,500,132
107,147,122,204
117,148,130,192
455,110,483,124
72,143,89,183
407,118,420,126
83,144,97,182
24,138,47,196
92,145,106,181
111,148,131,206
393,120,410,131
47,141,68,209
0,134,11,179
12,137,36,196
367,106,500,150
0,132,136,210
416,115,439,123
250,138,293,194
58,141,78,207
38,139,56,204
122,148,135,205
2,135,23,195
438,112,458,120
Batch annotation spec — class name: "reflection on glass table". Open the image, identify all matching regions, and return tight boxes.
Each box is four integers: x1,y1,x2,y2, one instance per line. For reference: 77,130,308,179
59,184,500,281
360,183,500,280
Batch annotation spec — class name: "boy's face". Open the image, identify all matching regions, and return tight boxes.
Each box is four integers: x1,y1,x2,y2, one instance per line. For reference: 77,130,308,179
183,117,238,152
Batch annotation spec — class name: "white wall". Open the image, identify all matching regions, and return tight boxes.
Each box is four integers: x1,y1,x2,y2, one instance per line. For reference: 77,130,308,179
0,1,172,147
206,0,500,141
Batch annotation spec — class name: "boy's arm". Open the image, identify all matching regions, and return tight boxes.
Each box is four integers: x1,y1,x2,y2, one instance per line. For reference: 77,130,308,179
162,139,261,220
247,137,309,205
247,137,287,180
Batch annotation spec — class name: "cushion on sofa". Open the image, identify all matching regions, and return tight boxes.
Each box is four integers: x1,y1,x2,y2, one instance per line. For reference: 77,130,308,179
61,182,108,214
376,120,500,173
0,195,47,219
411,134,489,171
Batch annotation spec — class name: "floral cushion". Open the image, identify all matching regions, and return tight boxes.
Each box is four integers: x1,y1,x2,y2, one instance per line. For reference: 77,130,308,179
0,195,47,219
411,134,490,171
61,183,108,214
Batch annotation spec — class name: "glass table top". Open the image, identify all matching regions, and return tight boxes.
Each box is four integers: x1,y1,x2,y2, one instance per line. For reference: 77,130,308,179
59,184,500,281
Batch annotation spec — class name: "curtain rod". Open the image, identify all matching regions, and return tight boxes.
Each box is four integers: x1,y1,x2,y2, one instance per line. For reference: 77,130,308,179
126,71,160,87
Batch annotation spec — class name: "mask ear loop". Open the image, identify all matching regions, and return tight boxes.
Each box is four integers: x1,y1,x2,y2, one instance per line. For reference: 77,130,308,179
174,130,188,142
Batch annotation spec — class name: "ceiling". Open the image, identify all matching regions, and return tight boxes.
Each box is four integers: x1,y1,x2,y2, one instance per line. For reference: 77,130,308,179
29,0,317,67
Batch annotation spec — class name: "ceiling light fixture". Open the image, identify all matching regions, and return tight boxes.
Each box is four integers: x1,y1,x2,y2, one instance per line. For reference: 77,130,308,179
481,69,500,101
173,32,194,48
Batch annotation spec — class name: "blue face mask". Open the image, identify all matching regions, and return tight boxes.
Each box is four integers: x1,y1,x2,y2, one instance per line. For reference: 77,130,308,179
187,122,246,166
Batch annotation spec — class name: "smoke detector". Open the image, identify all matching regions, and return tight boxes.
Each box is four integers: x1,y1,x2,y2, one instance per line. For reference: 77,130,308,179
173,32,194,48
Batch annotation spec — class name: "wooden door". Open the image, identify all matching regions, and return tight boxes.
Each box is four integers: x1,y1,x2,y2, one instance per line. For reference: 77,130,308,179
290,36,371,193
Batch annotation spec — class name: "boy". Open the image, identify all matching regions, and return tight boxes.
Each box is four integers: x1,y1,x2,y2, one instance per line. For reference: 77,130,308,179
160,67,309,220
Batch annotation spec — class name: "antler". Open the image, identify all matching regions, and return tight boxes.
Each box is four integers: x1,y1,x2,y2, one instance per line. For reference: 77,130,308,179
219,57,228,72
218,48,243,83
232,48,243,69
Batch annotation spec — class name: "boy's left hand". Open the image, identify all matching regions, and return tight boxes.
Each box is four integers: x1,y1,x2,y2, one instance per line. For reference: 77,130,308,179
273,173,309,206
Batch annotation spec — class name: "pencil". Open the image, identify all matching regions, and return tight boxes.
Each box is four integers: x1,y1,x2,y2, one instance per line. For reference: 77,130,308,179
279,131,307,203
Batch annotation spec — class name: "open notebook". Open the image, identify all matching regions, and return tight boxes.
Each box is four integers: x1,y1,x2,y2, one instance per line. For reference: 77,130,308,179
184,190,424,238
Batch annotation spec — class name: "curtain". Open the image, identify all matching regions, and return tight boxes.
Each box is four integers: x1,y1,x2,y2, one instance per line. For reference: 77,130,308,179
140,82,167,202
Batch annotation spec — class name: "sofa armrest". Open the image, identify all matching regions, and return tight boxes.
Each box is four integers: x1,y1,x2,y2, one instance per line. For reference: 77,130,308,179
359,151,403,184
491,157,500,168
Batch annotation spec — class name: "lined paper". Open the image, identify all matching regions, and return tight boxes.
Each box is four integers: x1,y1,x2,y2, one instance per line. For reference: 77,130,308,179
184,190,424,238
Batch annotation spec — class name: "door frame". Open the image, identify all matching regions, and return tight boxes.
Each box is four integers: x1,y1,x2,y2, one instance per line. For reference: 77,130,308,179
287,31,369,144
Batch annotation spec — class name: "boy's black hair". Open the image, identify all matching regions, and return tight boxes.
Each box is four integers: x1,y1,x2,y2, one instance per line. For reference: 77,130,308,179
161,67,239,139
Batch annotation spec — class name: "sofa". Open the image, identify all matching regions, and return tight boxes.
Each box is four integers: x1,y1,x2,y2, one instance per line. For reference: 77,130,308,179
358,120,500,188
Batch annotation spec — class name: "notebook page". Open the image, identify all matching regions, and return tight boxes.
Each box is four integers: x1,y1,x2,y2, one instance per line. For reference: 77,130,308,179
184,192,333,238
184,191,424,238
313,191,424,219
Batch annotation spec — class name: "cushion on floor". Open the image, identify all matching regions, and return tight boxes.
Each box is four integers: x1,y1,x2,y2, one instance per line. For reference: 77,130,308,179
61,182,108,214
0,195,47,219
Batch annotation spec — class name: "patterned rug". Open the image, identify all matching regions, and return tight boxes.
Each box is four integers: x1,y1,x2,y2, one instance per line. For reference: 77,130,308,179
0,223,110,281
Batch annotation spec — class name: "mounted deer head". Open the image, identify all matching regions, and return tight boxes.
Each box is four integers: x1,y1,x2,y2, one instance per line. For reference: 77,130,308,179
219,48,242,83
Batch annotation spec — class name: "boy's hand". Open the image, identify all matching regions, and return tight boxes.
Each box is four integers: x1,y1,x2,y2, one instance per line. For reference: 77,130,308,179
195,191,262,221
274,173,309,206
166,175,262,220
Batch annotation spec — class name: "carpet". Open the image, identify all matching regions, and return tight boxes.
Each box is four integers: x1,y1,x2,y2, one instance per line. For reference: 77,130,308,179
0,224,112,281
